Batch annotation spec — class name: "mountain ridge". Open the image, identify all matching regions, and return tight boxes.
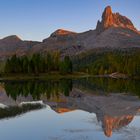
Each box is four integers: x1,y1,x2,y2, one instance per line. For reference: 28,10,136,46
0,6,140,59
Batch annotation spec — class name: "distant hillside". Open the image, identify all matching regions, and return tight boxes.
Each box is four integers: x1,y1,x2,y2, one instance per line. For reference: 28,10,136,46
0,35,40,60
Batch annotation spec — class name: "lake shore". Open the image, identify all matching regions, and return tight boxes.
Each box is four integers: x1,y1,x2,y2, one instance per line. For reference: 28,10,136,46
0,72,90,81
0,72,140,81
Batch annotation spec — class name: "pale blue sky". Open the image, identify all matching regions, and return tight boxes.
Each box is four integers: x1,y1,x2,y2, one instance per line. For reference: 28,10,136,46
0,0,139,41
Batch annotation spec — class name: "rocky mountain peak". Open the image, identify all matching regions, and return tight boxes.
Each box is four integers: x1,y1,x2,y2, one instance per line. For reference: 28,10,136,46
102,6,113,28
96,6,137,33
2,35,22,43
50,29,76,37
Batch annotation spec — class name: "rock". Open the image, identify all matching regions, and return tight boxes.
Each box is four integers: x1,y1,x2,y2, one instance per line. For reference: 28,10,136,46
96,6,137,33
102,6,114,28
50,29,76,37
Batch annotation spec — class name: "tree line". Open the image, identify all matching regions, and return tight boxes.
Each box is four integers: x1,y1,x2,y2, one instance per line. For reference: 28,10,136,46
3,48,140,77
4,52,73,74
73,48,140,77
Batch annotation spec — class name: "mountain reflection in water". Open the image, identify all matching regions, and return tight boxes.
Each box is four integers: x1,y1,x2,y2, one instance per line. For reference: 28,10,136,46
0,78,140,138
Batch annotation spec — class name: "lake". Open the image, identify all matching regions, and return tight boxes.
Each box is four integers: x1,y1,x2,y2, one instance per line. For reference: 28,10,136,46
0,78,140,140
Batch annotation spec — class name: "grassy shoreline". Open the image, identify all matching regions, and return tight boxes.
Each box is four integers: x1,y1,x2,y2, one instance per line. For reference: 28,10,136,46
0,72,140,81
0,72,90,81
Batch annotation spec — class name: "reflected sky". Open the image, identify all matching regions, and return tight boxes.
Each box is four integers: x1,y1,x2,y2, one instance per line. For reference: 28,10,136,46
0,78,140,140
0,106,140,140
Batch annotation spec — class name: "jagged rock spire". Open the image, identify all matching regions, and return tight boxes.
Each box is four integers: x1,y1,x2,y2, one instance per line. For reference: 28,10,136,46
96,6,136,33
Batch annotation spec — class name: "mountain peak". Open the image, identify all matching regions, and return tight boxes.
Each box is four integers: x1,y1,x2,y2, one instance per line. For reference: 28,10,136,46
50,29,76,37
96,6,137,33
2,35,22,42
102,6,112,17
102,6,113,28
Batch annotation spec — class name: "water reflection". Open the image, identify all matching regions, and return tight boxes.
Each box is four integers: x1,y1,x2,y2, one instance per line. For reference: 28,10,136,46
4,79,72,100
0,78,140,138
102,115,134,137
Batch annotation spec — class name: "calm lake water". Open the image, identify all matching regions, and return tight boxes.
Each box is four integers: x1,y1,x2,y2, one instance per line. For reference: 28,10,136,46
0,78,140,140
